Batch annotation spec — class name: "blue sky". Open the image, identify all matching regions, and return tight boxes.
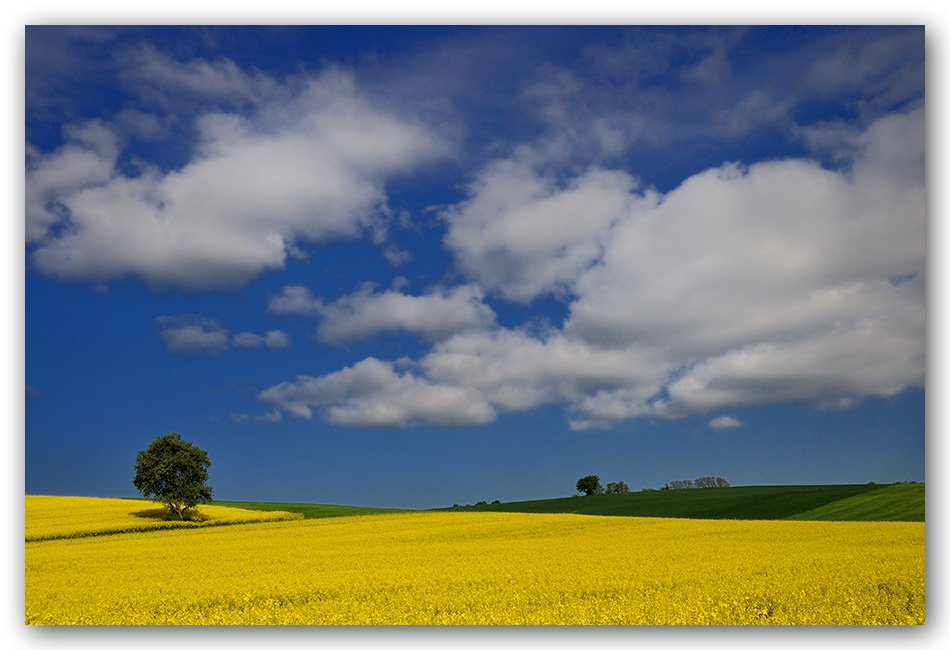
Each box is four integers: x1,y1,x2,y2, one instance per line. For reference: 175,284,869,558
22,24,926,509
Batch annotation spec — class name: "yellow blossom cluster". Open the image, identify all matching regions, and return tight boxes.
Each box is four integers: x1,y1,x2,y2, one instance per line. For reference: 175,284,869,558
25,495,302,541
25,502,923,625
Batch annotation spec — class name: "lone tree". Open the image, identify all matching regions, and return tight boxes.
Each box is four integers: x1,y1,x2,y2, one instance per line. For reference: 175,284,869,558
576,475,603,496
133,433,213,520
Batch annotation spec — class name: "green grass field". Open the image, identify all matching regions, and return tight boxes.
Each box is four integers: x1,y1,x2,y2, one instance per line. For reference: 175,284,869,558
434,483,924,522
212,483,923,522
782,483,924,522
212,501,413,519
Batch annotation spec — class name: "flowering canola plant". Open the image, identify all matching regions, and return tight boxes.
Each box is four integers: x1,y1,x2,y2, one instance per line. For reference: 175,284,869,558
25,495,302,541
25,500,923,625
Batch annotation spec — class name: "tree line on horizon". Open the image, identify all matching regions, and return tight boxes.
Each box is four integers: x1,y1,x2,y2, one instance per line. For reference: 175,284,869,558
657,476,731,490
576,475,730,496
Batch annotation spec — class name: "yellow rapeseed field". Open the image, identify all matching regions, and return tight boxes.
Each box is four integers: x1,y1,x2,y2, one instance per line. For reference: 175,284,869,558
25,495,303,541
25,498,923,625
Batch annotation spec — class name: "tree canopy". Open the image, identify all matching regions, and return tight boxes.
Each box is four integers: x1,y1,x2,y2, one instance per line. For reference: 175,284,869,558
606,481,630,494
576,475,603,496
132,433,213,520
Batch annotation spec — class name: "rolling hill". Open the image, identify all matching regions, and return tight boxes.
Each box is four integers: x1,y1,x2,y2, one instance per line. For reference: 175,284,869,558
213,483,923,522
435,483,924,522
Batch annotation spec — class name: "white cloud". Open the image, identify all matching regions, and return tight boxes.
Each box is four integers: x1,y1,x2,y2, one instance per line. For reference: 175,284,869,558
26,66,446,289
125,45,279,107
568,154,922,355
262,107,924,429
442,156,646,301
267,284,324,317
231,332,261,348
267,282,497,344
520,28,921,174
804,30,924,111
257,357,496,428
264,330,293,349
708,416,743,430
231,409,283,424
561,108,923,423
25,120,118,241
315,284,496,344
154,314,230,356
232,330,292,349
157,314,292,355
259,327,665,428
659,302,923,416
421,329,665,415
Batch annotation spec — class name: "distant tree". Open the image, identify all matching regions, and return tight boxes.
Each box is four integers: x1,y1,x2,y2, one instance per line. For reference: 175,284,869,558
606,481,630,494
661,477,730,490
576,475,604,496
475,500,488,506
132,433,213,521
492,500,501,504
694,476,730,488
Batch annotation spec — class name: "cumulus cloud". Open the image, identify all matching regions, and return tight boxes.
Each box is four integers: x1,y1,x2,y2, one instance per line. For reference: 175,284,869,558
421,329,665,415
264,330,293,349
266,284,324,317
233,330,293,349
258,357,496,427
708,416,743,430
315,284,496,344
25,120,119,241
658,303,923,416
261,107,924,429
267,282,496,344
442,156,645,301
154,314,230,356
156,314,291,355
560,108,924,422
570,123,920,426
259,327,665,428
26,65,446,289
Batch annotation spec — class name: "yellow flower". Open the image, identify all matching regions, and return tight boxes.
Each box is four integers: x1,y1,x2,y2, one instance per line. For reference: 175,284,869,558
26,498,925,625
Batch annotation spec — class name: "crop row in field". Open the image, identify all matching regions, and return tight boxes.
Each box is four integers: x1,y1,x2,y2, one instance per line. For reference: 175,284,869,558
26,502,924,625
